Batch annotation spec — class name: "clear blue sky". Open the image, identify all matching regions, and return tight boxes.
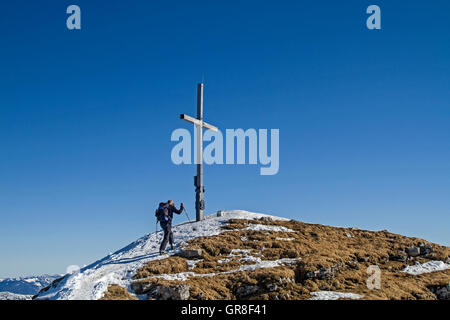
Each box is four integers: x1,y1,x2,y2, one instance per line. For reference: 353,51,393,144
1,1,449,277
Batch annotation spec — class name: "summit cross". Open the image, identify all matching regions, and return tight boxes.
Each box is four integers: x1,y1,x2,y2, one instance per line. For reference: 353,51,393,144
180,83,218,221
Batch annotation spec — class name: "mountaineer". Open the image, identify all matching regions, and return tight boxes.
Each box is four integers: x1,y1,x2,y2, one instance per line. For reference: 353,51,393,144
155,200,184,254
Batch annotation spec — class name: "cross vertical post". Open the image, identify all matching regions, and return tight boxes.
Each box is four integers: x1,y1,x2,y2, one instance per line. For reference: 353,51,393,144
180,83,218,222
195,83,204,221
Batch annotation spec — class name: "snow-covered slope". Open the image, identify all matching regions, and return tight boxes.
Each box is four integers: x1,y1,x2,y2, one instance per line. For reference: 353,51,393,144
0,274,60,296
35,210,286,300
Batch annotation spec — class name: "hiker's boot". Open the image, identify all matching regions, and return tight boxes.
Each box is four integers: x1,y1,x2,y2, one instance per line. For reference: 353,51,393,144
170,244,174,251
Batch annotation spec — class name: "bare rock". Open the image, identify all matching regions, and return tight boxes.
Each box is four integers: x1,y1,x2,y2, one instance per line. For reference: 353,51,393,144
346,260,359,270
307,266,337,281
131,281,154,295
429,284,450,300
177,249,203,259
295,262,343,283
405,246,421,257
436,285,450,300
389,251,407,262
266,283,278,292
195,292,205,300
133,282,190,300
419,243,433,256
356,255,370,263
154,284,190,300
236,285,259,297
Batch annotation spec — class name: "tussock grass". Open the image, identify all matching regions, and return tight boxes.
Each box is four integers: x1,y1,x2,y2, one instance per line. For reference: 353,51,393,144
100,284,138,300
134,256,188,279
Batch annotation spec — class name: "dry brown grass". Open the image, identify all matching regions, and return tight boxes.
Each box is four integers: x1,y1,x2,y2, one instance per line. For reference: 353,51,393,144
132,218,450,300
100,284,138,300
134,256,188,279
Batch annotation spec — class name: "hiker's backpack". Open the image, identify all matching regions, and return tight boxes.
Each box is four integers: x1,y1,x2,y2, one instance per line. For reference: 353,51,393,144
155,202,169,222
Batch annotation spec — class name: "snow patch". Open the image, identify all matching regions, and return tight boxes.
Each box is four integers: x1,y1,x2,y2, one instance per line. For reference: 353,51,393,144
154,272,216,281
238,256,262,263
401,261,450,275
228,248,264,263
186,259,203,270
244,224,295,233
309,291,363,300
276,237,295,241
229,249,252,256
217,258,232,264
229,258,298,273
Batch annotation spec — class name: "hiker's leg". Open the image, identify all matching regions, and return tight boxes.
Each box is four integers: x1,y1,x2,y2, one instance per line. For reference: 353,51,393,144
160,223,169,251
168,223,174,246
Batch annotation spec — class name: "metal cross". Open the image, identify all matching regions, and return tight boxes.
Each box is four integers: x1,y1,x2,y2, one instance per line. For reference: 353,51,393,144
180,83,218,221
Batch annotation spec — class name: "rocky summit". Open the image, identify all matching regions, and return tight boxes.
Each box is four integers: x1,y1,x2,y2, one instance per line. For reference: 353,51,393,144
33,211,449,300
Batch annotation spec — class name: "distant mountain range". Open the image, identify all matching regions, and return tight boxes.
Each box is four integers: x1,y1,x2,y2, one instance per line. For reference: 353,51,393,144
0,291,33,300
0,274,60,299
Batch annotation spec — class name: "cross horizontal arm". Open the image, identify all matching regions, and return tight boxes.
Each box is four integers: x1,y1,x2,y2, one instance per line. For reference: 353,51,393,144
180,114,218,132
202,122,218,132
180,114,201,126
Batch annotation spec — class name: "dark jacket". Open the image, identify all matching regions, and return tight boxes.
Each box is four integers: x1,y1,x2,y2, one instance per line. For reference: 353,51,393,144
165,204,183,223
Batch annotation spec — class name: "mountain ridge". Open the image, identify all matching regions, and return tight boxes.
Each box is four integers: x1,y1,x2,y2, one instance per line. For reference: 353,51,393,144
0,274,60,299
33,210,450,300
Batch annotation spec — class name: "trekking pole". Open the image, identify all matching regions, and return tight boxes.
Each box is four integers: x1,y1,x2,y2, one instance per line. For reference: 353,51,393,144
183,207,192,223
155,218,158,234
183,207,198,231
